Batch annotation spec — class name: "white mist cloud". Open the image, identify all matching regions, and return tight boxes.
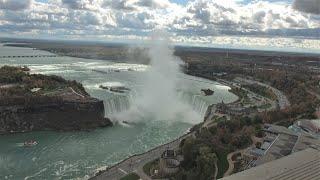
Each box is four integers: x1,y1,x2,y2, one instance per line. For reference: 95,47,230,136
114,32,201,124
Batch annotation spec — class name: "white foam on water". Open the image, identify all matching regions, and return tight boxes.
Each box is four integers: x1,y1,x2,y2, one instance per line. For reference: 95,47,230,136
84,82,124,90
27,64,80,75
93,165,108,175
16,143,24,147
99,82,125,87
83,84,101,90
215,84,231,90
117,121,134,128
29,64,62,71
24,168,48,180
81,61,148,72
51,160,84,178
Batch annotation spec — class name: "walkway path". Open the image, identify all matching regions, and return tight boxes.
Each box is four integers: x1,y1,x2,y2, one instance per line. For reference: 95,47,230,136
69,87,85,98
90,133,193,180
214,161,218,180
223,148,248,177
224,152,236,177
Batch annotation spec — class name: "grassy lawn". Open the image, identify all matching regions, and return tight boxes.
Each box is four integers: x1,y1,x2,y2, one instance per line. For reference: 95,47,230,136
216,150,229,179
120,173,140,180
143,159,159,176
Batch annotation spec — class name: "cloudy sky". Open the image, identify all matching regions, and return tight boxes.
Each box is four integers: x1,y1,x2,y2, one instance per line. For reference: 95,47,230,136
0,0,319,51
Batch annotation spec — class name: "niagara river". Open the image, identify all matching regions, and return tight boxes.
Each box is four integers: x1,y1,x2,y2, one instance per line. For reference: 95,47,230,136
0,44,238,179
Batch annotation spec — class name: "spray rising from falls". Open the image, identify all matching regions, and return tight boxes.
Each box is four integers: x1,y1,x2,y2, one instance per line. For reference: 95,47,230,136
178,92,210,116
112,35,202,124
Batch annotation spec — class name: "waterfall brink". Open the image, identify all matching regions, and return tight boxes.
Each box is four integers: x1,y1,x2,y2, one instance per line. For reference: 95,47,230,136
178,92,210,116
104,91,210,117
104,95,133,115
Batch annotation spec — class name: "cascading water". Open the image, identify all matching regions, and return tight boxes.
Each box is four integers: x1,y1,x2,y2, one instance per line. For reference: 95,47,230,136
104,91,212,117
177,91,210,116
104,94,133,115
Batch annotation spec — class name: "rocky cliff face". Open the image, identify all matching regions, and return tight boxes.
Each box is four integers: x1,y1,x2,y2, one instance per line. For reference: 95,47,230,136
0,66,112,134
0,98,112,134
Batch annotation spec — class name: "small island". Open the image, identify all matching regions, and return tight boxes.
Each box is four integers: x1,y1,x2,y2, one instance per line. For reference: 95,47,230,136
201,88,214,96
99,85,130,93
0,66,112,134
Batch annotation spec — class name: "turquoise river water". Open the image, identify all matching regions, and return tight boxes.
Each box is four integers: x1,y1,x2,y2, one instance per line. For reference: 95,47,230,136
0,45,238,179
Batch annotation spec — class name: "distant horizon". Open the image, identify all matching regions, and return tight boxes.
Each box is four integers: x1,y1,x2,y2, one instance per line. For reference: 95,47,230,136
1,35,320,56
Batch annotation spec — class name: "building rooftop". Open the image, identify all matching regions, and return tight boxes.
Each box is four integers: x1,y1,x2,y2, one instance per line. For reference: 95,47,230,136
294,119,320,134
255,133,297,166
292,132,320,153
162,149,176,158
264,124,297,136
221,148,320,180
247,124,320,167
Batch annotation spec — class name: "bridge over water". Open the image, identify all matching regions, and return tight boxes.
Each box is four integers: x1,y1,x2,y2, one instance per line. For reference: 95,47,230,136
0,55,59,58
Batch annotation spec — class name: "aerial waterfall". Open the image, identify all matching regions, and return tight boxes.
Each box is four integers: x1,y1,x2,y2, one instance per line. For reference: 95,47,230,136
177,91,210,116
104,91,210,117
110,34,207,124
104,94,133,115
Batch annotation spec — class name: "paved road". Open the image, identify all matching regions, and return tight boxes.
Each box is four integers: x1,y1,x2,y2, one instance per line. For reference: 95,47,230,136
224,147,251,177
216,78,277,111
235,78,290,110
90,133,193,180
214,161,218,180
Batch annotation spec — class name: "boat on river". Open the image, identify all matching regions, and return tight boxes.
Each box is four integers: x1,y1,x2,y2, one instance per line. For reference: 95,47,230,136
24,140,38,147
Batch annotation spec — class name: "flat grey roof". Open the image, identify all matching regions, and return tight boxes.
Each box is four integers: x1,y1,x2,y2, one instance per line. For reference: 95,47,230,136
255,133,297,166
221,148,320,180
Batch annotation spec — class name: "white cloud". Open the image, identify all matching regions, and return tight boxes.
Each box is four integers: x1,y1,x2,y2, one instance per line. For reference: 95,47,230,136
0,0,319,51
178,0,318,33
0,0,33,10
61,0,102,11
137,0,172,9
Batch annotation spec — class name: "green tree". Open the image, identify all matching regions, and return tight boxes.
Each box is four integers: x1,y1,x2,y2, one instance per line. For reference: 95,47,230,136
195,146,217,180
181,137,197,169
